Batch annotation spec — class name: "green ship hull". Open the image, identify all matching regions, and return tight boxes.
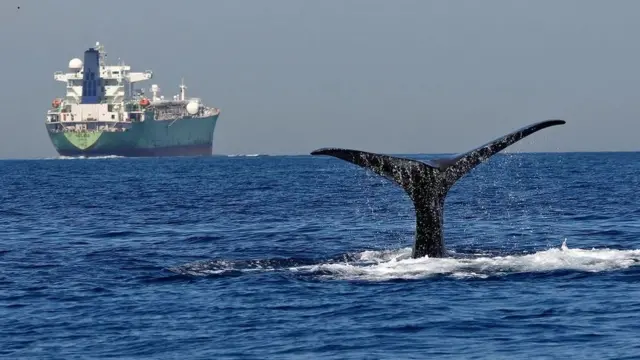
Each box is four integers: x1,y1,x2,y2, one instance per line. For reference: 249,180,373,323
47,113,219,157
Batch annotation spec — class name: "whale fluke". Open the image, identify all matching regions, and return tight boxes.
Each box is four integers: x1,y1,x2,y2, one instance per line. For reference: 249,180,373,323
311,119,565,258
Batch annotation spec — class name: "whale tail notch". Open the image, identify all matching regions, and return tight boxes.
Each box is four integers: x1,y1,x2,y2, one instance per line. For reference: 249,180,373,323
311,119,566,258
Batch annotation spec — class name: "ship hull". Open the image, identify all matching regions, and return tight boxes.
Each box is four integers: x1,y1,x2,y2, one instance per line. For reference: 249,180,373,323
47,113,219,157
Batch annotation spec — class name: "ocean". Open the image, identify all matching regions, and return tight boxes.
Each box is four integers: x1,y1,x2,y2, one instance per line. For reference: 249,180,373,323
2,152,640,359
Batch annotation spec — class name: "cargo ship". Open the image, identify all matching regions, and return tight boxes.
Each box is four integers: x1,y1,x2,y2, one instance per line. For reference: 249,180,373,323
46,42,221,157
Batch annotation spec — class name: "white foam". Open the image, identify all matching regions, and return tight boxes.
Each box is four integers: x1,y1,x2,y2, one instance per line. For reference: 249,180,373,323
171,240,640,281
226,153,265,157
52,155,124,160
291,240,640,281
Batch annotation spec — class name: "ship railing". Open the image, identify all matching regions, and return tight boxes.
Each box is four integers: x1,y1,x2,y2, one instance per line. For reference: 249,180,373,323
46,117,132,124
202,107,220,116
153,106,220,120
49,126,129,133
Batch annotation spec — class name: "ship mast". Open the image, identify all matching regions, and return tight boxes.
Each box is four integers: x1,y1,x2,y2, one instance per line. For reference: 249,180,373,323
179,78,186,101
95,41,106,67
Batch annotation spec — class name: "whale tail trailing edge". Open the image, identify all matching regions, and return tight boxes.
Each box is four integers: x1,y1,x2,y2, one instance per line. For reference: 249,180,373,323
311,119,566,258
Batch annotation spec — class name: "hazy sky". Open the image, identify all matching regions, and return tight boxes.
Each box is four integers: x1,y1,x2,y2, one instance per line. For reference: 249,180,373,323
1,0,638,158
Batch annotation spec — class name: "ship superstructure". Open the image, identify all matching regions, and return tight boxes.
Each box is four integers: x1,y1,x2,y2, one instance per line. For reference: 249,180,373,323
46,42,221,157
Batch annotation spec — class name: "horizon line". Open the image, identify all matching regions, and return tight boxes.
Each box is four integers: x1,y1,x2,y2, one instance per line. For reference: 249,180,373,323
1,149,640,161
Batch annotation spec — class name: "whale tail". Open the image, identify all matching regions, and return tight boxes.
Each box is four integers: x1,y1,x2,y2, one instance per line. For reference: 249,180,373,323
311,119,566,258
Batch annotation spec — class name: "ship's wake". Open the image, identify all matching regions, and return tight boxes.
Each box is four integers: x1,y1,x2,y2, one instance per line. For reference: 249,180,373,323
226,153,267,157
51,155,125,160
168,240,640,281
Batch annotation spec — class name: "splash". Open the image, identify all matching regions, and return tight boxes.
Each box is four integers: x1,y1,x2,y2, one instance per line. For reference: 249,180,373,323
297,240,640,281
169,240,640,281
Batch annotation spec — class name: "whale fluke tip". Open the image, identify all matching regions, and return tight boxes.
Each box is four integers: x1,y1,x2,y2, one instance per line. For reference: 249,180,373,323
311,148,346,156
310,148,328,155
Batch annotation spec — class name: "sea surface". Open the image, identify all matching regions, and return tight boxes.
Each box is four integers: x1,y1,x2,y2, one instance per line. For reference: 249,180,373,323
2,152,640,359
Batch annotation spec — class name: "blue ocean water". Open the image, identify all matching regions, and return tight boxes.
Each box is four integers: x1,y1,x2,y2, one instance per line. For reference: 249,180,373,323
2,152,640,359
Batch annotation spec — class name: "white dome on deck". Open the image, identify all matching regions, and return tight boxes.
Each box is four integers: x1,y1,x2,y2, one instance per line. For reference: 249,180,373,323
186,101,199,115
69,58,83,71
